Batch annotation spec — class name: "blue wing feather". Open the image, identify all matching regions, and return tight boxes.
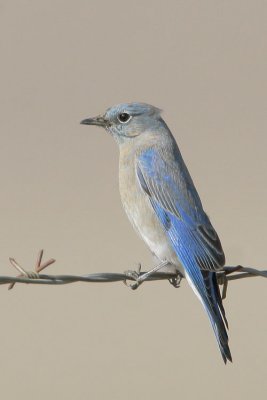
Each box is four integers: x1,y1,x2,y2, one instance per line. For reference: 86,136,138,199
137,148,225,270
137,147,232,363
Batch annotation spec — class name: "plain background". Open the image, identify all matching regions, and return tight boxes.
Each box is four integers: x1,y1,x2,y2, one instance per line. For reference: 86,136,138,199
0,1,266,399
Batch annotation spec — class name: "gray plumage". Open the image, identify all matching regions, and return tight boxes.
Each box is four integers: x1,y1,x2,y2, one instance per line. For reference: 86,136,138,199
81,102,232,363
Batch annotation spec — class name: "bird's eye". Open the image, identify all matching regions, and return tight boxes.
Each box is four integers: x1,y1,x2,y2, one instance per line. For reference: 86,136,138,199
118,112,131,123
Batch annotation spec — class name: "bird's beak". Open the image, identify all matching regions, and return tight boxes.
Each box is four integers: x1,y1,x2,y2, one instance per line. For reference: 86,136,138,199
80,115,107,127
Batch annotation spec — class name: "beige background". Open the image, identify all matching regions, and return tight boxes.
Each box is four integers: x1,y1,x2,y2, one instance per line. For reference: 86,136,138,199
0,1,266,399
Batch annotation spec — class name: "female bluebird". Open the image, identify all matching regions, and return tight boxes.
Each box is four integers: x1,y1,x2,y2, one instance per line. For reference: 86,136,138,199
81,102,232,363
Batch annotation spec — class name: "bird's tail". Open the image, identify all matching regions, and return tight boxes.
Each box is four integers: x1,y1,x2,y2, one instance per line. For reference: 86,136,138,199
201,270,232,363
185,267,232,363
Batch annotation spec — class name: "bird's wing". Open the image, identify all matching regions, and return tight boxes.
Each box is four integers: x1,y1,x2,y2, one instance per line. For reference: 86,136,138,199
136,147,231,363
136,147,225,272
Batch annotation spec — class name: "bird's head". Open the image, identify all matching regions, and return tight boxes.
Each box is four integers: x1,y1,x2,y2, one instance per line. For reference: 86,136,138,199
80,102,163,144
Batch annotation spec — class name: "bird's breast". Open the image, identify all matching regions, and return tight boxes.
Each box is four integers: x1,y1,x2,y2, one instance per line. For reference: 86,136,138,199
118,147,181,270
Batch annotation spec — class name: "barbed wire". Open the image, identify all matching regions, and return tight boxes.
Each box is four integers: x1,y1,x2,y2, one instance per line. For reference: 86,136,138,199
1,250,266,299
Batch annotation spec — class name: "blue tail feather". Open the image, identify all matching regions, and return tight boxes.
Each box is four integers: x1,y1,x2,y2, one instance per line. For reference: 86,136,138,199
151,200,232,363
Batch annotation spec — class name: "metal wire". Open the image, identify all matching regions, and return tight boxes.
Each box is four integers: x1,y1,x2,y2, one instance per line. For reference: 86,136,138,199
0,271,179,285
1,250,266,299
1,267,267,286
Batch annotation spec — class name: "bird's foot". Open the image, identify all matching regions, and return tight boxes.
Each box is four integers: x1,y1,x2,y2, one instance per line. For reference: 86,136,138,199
123,263,142,290
168,272,183,288
216,272,228,299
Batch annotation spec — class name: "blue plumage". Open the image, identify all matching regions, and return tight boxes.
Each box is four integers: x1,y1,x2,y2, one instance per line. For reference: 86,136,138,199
137,147,231,362
81,102,232,363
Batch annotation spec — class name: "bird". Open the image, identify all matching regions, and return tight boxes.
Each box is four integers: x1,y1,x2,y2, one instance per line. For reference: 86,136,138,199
81,102,232,363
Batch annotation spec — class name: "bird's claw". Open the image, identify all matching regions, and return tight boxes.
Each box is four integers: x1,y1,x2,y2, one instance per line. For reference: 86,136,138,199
217,272,228,299
123,264,142,290
168,272,182,288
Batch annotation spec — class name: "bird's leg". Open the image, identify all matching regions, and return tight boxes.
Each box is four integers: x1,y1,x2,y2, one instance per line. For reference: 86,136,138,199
124,260,169,290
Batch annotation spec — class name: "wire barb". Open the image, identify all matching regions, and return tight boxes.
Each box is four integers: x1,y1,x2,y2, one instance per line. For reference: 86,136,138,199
8,250,56,290
2,250,267,299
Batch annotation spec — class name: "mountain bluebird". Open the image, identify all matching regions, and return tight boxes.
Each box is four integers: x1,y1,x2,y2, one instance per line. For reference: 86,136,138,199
81,102,232,363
